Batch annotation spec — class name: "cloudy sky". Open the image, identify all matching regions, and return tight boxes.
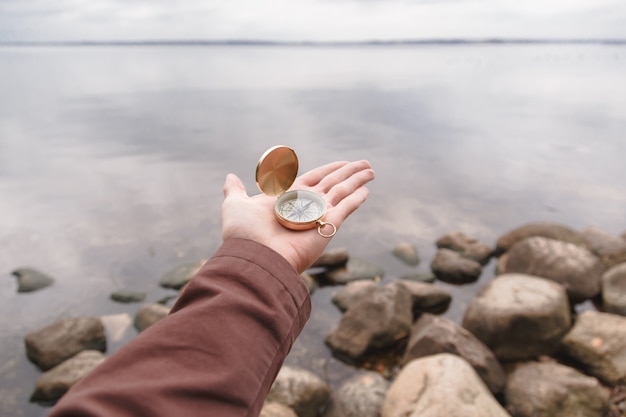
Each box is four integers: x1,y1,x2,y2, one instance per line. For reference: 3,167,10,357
1,0,625,42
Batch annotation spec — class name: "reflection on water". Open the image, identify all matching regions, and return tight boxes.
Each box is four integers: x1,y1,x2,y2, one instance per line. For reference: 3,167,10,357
1,44,625,415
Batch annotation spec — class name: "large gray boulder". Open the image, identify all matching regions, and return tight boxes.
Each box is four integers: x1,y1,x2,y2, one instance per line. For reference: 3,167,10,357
505,361,609,417
462,274,571,361
331,280,378,312
501,236,605,302
436,231,492,264
323,371,389,417
266,366,330,417
402,313,505,394
495,222,588,255
382,353,511,417
24,317,106,371
561,310,626,386
430,248,482,284
30,350,106,404
325,282,412,363
601,263,626,316
581,227,626,268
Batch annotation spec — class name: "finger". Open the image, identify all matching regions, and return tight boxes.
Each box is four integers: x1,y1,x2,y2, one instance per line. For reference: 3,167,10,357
223,173,248,199
295,161,350,188
326,167,375,207
326,186,370,226
316,160,373,194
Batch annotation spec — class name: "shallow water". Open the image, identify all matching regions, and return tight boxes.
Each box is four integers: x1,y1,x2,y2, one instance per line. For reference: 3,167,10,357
1,43,625,415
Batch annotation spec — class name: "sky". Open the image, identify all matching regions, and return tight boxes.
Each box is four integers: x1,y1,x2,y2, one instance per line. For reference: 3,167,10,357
1,0,625,42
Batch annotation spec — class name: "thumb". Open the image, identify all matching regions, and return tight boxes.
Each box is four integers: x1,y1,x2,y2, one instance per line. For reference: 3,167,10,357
223,173,248,199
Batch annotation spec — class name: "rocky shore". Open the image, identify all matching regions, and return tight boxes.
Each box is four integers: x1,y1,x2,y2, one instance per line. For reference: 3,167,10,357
17,222,626,417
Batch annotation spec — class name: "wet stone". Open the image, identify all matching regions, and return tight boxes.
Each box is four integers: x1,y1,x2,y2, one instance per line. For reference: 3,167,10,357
436,231,493,265
134,303,171,332
110,290,146,303
392,242,420,266
12,267,54,293
159,259,206,290
312,248,349,269
430,248,482,284
321,258,384,286
398,271,436,283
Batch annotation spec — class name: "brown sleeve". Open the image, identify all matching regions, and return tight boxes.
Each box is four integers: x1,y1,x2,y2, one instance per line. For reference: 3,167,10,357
49,238,312,417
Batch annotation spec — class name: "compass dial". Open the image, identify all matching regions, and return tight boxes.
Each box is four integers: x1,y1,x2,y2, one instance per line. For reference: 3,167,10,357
275,190,326,230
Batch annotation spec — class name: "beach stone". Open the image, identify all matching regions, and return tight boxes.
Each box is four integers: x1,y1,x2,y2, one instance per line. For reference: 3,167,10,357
390,280,451,316
582,227,626,268
462,274,571,361
11,267,54,292
495,222,588,255
436,231,492,264
322,257,385,286
325,282,412,363
602,263,626,315
134,303,171,332
402,313,505,394
381,353,510,417
331,280,378,312
266,366,330,417
24,317,106,371
430,248,482,284
110,289,146,303
392,242,420,266
398,271,436,283
505,361,609,417
561,310,626,386
502,236,605,302
159,259,206,290
323,371,389,417
312,248,349,268
260,402,298,417
30,350,106,404
300,272,318,294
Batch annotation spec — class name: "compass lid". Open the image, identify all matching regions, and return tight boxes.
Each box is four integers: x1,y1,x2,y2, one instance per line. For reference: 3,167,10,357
256,145,299,196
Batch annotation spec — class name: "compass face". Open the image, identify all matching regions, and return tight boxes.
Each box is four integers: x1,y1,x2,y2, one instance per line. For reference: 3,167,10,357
275,190,326,230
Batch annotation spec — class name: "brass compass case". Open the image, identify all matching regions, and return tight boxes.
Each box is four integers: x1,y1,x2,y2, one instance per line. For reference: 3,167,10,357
255,146,336,237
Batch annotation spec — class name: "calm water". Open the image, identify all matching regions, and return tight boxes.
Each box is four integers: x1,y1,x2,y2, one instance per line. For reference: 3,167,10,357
1,44,625,415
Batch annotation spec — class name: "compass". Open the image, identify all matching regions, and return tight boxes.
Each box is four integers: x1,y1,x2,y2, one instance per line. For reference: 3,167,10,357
256,146,336,238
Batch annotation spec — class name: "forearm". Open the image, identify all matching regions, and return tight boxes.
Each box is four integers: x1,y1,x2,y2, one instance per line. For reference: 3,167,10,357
49,238,311,417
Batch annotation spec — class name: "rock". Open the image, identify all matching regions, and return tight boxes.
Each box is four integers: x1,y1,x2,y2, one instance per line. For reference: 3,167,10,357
402,313,505,394
100,313,133,343
561,310,626,386
321,258,385,286
582,227,626,268
24,317,106,371
159,259,206,290
331,280,378,312
436,232,492,264
260,402,298,417
501,236,605,302
390,280,451,316
134,303,171,332
505,361,609,417
461,274,571,361
11,267,54,292
398,271,436,283
325,282,413,363
495,222,588,255
602,263,626,315
110,290,147,303
323,371,389,417
312,248,349,268
430,248,482,284
381,353,511,417
266,366,330,417
30,350,106,404
392,242,420,266
300,272,318,294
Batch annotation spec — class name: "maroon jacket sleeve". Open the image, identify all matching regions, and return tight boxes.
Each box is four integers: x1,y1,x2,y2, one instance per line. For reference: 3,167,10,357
49,238,312,417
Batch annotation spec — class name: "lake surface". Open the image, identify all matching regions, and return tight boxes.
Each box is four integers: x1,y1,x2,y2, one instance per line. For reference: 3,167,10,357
1,43,625,415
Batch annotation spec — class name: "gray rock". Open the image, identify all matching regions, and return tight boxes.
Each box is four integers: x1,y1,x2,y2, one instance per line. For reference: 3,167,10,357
402,313,505,394
30,350,106,404
325,282,412,363
324,371,389,417
267,366,330,417
24,317,106,371
312,248,349,268
134,303,171,332
398,271,436,283
331,280,378,312
392,242,420,266
561,310,626,386
436,232,492,264
159,259,206,290
462,274,571,361
110,290,146,303
502,236,605,302
381,353,511,417
602,263,626,316
582,227,626,268
322,258,385,286
300,272,318,294
495,222,588,255
260,402,298,417
430,248,482,284
390,280,451,316
505,361,609,417
12,267,54,292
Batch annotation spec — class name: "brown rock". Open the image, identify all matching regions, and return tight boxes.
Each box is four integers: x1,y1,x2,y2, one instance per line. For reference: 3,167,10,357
436,232,492,264
495,222,588,255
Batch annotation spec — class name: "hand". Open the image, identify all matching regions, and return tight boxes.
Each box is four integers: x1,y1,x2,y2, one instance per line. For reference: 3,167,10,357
221,160,375,273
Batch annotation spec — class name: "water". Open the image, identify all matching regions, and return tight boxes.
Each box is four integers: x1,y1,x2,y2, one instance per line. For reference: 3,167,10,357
1,43,625,416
